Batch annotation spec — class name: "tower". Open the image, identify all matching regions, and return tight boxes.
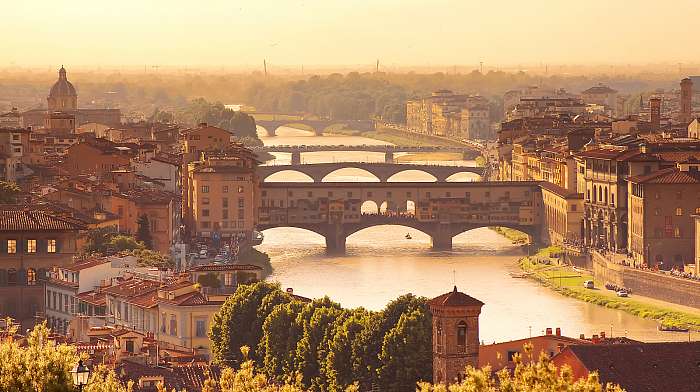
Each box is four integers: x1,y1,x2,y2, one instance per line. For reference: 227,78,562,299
680,77,693,124
649,97,661,131
47,66,78,111
428,286,484,385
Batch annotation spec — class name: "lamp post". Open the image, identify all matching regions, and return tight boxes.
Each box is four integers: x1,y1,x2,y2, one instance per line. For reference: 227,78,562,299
71,359,90,391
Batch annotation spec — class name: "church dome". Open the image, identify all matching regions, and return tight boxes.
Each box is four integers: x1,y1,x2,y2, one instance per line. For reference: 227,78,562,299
49,66,77,98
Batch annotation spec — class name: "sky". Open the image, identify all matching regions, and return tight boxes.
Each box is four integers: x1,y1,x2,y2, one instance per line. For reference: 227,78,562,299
2,0,700,68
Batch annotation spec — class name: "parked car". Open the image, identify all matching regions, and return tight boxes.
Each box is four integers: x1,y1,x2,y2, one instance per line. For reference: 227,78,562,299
198,249,208,259
583,280,595,289
616,290,629,297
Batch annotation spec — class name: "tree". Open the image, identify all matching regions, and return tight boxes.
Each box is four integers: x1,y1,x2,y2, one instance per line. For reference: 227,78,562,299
378,308,433,391
260,300,307,385
0,180,21,203
416,345,625,392
197,272,222,288
210,282,289,366
82,227,118,254
107,235,145,253
136,215,153,249
133,249,174,270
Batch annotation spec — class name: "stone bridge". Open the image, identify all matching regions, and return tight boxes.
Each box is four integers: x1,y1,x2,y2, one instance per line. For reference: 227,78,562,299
256,119,375,136
257,162,484,182
258,181,543,252
250,145,481,162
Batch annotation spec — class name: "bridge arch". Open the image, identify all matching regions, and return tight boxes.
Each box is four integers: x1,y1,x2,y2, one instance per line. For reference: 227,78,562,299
321,167,381,182
258,226,326,242
445,171,482,182
262,170,315,183
277,123,318,135
387,169,438,182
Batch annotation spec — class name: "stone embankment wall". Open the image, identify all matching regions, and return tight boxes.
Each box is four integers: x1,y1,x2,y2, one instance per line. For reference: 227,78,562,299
592,252,700,309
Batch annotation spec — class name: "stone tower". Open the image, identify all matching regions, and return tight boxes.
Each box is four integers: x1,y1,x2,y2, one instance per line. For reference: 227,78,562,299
47,66,77,111
680,77,693,124
428,286,484,385
649,97,661,131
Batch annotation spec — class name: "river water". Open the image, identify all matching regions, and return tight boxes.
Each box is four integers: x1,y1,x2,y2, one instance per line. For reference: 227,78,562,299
257,127,693,343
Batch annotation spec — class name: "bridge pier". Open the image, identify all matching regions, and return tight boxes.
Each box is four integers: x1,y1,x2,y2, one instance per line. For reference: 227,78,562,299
430,223,453,250
385,151,394,163
291,151,301,165
325,228,347,254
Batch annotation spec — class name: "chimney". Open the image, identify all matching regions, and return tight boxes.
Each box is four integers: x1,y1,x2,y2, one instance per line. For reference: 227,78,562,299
545,327,553,335
579,333,585,339
555,327,561,336
592,334,600,344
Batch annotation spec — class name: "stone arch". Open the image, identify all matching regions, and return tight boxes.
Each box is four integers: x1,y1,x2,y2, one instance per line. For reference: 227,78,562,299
361,200,379,214
278,123,317,135
453,224,533,244
321,167,381,182
445,171,482,182
345,223,432,240
386,169,438,182
262,170,315,183
256,125,277,137
258,225,327,239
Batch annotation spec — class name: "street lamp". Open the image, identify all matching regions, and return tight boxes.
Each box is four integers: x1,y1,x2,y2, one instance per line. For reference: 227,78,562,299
71,360,90,391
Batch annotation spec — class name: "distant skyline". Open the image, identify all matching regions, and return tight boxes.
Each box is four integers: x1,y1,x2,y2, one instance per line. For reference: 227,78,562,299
3,0,700,68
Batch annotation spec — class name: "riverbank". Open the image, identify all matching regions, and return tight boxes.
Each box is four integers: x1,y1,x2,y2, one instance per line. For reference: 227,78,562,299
518,247,700,332
489,227,529,244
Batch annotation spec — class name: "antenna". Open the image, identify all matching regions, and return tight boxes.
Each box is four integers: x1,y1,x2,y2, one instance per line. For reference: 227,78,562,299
264,59,267,77
480,61,483,74
452,269,456,286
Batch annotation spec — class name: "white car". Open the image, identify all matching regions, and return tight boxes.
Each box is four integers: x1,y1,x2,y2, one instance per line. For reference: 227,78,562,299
616,290,629,297
198,249,208,259
583,280,594,289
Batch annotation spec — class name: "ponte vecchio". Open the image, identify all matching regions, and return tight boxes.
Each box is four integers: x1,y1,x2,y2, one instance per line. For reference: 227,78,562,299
258,181,543,252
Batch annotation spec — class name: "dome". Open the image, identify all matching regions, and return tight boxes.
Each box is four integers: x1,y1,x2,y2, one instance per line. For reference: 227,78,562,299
49,66,77,98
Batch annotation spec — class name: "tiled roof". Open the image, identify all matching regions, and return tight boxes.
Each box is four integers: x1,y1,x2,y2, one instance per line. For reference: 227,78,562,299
47,277,78,290
628,167,700,184
75,290,106,306
115,360,221,392
102,278,161,298
581,85,617,94
190,263,262,272
62,258,109,272
0,205,87,231
560,342,700,392
539,181,583,199
429,286,484,307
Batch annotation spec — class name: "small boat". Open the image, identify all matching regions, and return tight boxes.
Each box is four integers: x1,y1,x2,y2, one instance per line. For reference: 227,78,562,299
405,233,412,239
509,272,531,278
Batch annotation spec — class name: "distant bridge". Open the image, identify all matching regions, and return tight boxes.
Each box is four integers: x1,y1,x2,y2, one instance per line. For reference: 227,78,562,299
257,181,543,252
258,162,484,183
250,145,481,163
255,119,375,136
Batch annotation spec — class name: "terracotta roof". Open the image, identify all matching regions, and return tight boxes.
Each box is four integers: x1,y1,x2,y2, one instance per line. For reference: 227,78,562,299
558,342,700,392
102,278,161,298
0,205,87,231
115,360,221,392
628,167,700,184
190,263,262,272
62,258,109,272
151,153,181,166
429,286,484,307
47,277,79,289
539,181,583,199
75,290,106,306
575,148,642,161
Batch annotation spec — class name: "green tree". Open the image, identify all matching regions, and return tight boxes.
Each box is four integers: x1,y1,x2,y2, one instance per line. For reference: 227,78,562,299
197,272,222,288
135,215,153,249
82,227,118,254
260,300,307,385
378,308,433,391
133,249,173,269
210,282,289,366
322,310,370,391
83,365,134,392
416,345,625,392
107,235,145,253
0,180,21,203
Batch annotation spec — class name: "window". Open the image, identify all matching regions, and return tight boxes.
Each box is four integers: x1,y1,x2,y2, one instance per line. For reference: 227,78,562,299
676,207,683,216
202,197,210,205
27,239,36,253
201,221,210,229
222,198,228,208
8,269,17,285
125,340,135,353
47,239,56,253
238,209,245,219
222,185,229,193
160,313,166,333
222,210,229,219
696,207,700,214
7,239,16,254
202,209,210,217
201,185,209,193
238,186,244,193
27,268,36,286
169,316,177,336
457,321,467,346
571,205,577,212
674,227,681,238
507,350,519,362
238,198,244,208
196,319,207,337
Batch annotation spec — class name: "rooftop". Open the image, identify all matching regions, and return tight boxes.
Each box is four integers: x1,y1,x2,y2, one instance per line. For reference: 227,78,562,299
429,286,484,307
0,205,87,231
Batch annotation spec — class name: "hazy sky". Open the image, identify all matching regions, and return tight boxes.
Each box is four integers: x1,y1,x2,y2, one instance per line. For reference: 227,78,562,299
3,0,700,68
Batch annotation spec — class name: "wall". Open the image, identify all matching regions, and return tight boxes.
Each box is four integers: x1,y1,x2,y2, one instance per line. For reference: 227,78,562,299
593,252,700,309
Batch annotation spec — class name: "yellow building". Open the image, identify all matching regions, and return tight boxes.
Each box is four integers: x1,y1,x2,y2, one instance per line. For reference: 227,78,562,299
540,182,584,245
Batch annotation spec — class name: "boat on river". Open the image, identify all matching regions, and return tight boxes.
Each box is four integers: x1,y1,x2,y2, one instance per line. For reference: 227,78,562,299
405,233,412,239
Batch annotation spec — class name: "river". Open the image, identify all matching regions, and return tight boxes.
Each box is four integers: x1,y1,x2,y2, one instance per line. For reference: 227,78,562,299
256,126,693,343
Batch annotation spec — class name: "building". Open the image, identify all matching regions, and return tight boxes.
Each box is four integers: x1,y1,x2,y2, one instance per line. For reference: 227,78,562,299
61,138,134,176
185,144,259,241
581,84,618,116
406,91,491,139
0,205,85,329
21,67,121,129
0,127,31,181
680,78,693,124
0,108,21,128
428,286,483,384
189,263,263,296
131,153,181,194
627,163,700,268
540,182,584,245
552,342,700,392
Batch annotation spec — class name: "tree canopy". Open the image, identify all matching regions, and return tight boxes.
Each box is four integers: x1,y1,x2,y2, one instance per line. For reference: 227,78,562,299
0,181,21,204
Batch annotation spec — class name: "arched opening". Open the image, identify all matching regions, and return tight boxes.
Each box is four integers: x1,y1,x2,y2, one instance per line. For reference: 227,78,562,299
346,225,431,247
361,200,379,214
379,201,389,214
259,227,325,246
279,123,317,136
406,200,416,216
445,172,482,182
457,320,467,347
321,168,380,182
387,170,437,182
256,125,276,138
263,170,315,183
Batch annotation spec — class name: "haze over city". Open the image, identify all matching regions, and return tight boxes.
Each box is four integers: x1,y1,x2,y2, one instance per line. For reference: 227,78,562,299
4,0,700,69
2,2,700,391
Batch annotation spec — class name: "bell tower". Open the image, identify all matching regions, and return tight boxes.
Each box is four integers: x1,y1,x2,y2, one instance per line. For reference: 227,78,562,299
428,286,483,385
